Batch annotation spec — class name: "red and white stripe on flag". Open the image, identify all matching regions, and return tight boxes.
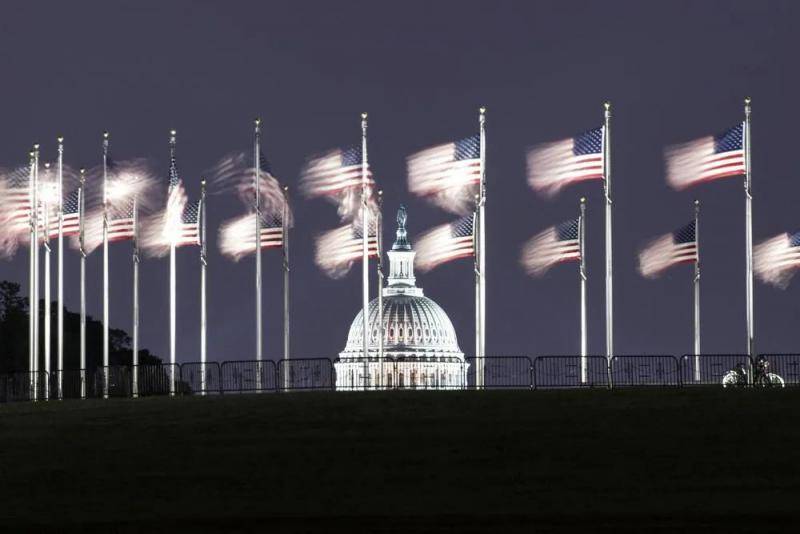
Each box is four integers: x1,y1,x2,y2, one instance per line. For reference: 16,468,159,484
665,124,746,190
314,223,378,278
414,216,475,273
638,235,697,279
754,232,800,288
520,225,581,277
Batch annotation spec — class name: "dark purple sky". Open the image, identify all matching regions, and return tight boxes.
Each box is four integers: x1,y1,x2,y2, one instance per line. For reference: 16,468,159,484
2,0,799,361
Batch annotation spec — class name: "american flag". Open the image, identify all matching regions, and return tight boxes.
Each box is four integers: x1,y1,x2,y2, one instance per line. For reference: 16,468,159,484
107,200,135,242
174,200,201,248
164,139,189,246
300,146,373,198
414,215,475,273
61,189,81,237
218,212,285,261
2,166,32,235
520,218,581,277
314,221,378,279
259,211,284,249
527,127,604,197
638,220,698,279
754,231,800,288
407,135,481,197
665,124,746,190
44,189,80,239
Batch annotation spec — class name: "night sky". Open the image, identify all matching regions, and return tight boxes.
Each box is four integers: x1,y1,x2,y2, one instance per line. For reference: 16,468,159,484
2,0,799,362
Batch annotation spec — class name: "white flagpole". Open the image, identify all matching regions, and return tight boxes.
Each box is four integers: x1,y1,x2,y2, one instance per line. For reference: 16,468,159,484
200,178,208,394
44,162,51,401
603,102,613,386
28,148,38,400
361,112,370,391
79,169,87,399
476,107,487,389
377,190,384,389
57,137,64,400
102,132,110,399
580,197,588,384
282,185,290,391
744,98,754,368
694,200,701,382
169,130,177,396
132,194,139,398
254,119,263,390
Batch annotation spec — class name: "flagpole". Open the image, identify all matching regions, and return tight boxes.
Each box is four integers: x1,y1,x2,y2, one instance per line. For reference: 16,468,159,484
377,190,384,389
580,197,588,384
132,194,139,398
603,102,613,387
254,119,263,390
476,107,487,390
102,132,110,399
200,178,208,394
57,137,64,400
44,162,51,401
169,130,177,396
694,199,701,382
282,185,290,391
79,169,86,399
29,148,38,400
361,112,370,391
744,97,754,372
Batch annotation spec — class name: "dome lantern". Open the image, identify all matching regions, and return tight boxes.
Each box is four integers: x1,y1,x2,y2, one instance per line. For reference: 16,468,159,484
386,205,421,296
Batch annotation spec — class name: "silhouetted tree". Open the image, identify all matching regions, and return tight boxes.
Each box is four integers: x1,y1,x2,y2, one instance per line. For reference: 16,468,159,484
0,279,161,373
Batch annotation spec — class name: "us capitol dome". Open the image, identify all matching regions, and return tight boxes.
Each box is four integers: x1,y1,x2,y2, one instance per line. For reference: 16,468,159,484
335,206,467,390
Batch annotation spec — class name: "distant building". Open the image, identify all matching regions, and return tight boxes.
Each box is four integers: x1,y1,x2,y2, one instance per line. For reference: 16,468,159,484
335,206,466,390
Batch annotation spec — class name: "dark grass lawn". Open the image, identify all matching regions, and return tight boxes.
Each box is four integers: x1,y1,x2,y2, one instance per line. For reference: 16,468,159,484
1,388,799,532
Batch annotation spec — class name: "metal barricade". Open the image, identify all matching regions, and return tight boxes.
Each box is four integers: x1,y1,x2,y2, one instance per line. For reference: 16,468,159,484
465,356,532,389
134,364,181,396
180,362,222,394
51,369,88,399
220,360,277,393
533,356,609,389
390,357,465,390
679,354,750,386
94,366,131,398
611,355,680,386
278,358,334,392
5,370,50,401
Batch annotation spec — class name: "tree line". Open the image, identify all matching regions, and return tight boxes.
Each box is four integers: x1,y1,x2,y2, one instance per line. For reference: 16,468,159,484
0,280,161,374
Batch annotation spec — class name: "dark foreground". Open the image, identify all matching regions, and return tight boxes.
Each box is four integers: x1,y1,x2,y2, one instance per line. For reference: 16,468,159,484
0,389,798,533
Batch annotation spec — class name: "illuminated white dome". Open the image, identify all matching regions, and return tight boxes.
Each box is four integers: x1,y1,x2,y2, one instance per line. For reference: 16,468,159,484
336,206,465,390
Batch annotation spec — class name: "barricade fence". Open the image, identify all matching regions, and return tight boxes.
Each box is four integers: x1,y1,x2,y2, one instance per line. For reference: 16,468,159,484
1,354,798,403
534,356,609,389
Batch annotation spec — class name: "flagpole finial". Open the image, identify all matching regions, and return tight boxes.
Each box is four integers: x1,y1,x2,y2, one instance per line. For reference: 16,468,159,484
103,131,109,140
695,199,700,206
580,196,586,204
254,117,261,127
745,96,751,105
57,136,64,144
480,106,486,115
33,143,40,150
361,112,368,120
201,177,206,187
604,101,611,111
170,129,177,136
